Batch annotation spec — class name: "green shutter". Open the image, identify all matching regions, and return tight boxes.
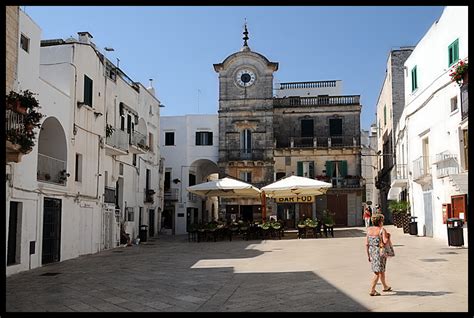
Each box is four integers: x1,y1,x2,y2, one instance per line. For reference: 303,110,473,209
340,161,348,177
449,39,459,66
384,105,387,126
297,162,303,176
325,161,334,178
411,66,417,91
454,39,459,62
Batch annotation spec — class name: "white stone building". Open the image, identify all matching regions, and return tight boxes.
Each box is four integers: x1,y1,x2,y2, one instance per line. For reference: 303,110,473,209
160,115,219,235
6,9,164,276
392,6,468,243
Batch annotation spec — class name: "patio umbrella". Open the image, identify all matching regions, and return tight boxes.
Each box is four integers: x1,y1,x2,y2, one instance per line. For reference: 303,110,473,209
261,175,332,198
187,177,262,198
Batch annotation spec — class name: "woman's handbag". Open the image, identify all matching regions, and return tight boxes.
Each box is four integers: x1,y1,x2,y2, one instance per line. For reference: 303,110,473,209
379,229,395,257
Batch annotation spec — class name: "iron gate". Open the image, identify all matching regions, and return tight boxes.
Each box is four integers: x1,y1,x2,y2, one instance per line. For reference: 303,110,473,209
42,198,61,264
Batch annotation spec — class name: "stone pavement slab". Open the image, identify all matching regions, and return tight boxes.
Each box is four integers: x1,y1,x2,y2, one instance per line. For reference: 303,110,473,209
5,225,468,312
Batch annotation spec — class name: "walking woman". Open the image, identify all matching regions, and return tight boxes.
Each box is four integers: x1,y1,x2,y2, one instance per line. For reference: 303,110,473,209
363,207,371,228
365,213,392,296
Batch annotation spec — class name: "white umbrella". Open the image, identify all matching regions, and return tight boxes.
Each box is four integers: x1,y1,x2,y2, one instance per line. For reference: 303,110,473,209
261,175,332,198
187,177,262,198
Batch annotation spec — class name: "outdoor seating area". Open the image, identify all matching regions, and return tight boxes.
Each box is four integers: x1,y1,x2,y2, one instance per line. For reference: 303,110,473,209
187,220,285,242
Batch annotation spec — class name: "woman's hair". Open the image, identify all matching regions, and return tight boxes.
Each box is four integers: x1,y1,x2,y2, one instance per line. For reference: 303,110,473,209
371,213,385,226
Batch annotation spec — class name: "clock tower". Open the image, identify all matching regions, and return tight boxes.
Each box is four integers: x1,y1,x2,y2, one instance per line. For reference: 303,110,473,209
213,23,278,219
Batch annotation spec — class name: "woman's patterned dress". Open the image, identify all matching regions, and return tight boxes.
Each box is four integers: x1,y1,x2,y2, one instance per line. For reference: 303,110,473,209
368,233,386,273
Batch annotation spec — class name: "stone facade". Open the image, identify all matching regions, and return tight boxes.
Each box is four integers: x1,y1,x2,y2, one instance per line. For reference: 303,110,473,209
6,6,19,94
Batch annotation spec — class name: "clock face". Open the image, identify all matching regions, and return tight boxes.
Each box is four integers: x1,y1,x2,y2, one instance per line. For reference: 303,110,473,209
236,69,256,87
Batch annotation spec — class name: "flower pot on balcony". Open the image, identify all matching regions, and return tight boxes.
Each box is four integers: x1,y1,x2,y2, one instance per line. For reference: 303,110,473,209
8,100,28,115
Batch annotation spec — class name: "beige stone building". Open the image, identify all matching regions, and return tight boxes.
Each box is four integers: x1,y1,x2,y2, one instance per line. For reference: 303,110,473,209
214,26,363,227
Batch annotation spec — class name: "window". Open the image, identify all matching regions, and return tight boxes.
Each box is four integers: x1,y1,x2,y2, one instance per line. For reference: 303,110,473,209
119,163,124,175
411,66,418,92
133,154,137,166
329,118,342,136
450,96,458,112
165,132,175,146
422,137,430,175
297,161,315,178
276,172,286,180
196,131,213,146
164,171,171,191
241,129,252,153
384,105,387,126
189,173,196,186
301,119,314,137
127,207,134,222
146,169,151,190
75,153,83,182
325,160,347,187
240,171,252,183
83,75,93,106
463,130,468,171
448,38,459,67
20,34,29,52
120,115,125,131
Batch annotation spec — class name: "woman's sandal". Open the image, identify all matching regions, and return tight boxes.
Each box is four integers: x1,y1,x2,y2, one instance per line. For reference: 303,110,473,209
369,291,381,296
383,287,392,292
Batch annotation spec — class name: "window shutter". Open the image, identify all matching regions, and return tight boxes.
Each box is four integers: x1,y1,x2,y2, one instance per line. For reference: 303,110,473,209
340,161,348,177
297,162,303,176
195,133,200,145
325,161,333,178
454,40,459,62
208,132,213,145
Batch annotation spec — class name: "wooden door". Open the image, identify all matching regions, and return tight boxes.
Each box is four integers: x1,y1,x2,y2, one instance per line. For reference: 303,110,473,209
326,194,347,226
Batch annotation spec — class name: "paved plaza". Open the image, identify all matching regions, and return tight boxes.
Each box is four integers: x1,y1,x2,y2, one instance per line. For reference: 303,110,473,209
6,225,468,312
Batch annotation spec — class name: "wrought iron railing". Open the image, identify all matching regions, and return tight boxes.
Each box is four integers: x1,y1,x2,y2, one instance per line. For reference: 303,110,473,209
187,192,199,202
391,164,408,180
130,130,147,148
164,188,179,201
412,156,431,180
225,149,265,161
37,153,67,185
105,128,128,151
6,109,25,133
461,83,468,120
434,151,459,178
144,188,155,203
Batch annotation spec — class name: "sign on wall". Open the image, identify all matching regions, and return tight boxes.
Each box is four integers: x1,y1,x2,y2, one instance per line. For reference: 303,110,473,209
275,196,314,203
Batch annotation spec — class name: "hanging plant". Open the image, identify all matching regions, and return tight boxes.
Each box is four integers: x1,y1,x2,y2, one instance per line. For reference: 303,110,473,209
449,60,468,86
6,89,44,153
106,124,115,138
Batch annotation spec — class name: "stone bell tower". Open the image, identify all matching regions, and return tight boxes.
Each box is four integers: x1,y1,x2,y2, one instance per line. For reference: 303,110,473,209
213,22,278,189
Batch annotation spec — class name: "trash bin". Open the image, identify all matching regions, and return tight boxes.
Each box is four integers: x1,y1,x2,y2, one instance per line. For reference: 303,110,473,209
409,216,418,235
139,225,148,243
446,218,464,247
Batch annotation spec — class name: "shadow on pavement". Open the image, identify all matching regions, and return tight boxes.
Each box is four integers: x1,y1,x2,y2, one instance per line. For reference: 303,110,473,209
390,290,453,297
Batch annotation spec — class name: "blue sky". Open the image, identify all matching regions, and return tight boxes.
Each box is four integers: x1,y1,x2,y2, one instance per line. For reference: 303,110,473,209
24,6,445,130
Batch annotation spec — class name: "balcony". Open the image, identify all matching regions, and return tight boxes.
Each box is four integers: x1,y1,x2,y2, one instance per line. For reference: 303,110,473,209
390,163,408,181
434,151,459,178
412,156,431,184
164,188,179,201
144,188,155,203
104,186,116,204
226,149,265,161
274,95,360,107
129,131,148,154
37,153,67,185
275,136,359,149
278,80,337,90
6,109,27,163
330,177,362,189
105,128,128,156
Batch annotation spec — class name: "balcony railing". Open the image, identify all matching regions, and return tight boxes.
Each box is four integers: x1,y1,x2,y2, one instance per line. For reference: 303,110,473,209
412,156,431,180
434,152,459,178
225,149,265,161
391,164,408,180
105,128,128,152
330,177,361,188
164,188,179,201
278,80,337,90
461,83,468,120
130,130,147,147
104,186,116,204
275,136,359,149
273,95,360,107
37,153,67,185
6,109,25,132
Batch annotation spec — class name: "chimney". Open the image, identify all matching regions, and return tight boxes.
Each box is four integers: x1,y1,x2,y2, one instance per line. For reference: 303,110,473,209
147,79,155,96
77,32,93,44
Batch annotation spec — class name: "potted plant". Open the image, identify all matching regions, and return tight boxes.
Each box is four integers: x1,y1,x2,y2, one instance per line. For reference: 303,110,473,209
388,200,401,227
398,200,411,233
106,124,115,138
449,60,468,86
6,90,44,153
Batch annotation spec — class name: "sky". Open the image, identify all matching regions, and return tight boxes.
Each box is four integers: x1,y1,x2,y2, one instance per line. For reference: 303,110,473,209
24,6,445,130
